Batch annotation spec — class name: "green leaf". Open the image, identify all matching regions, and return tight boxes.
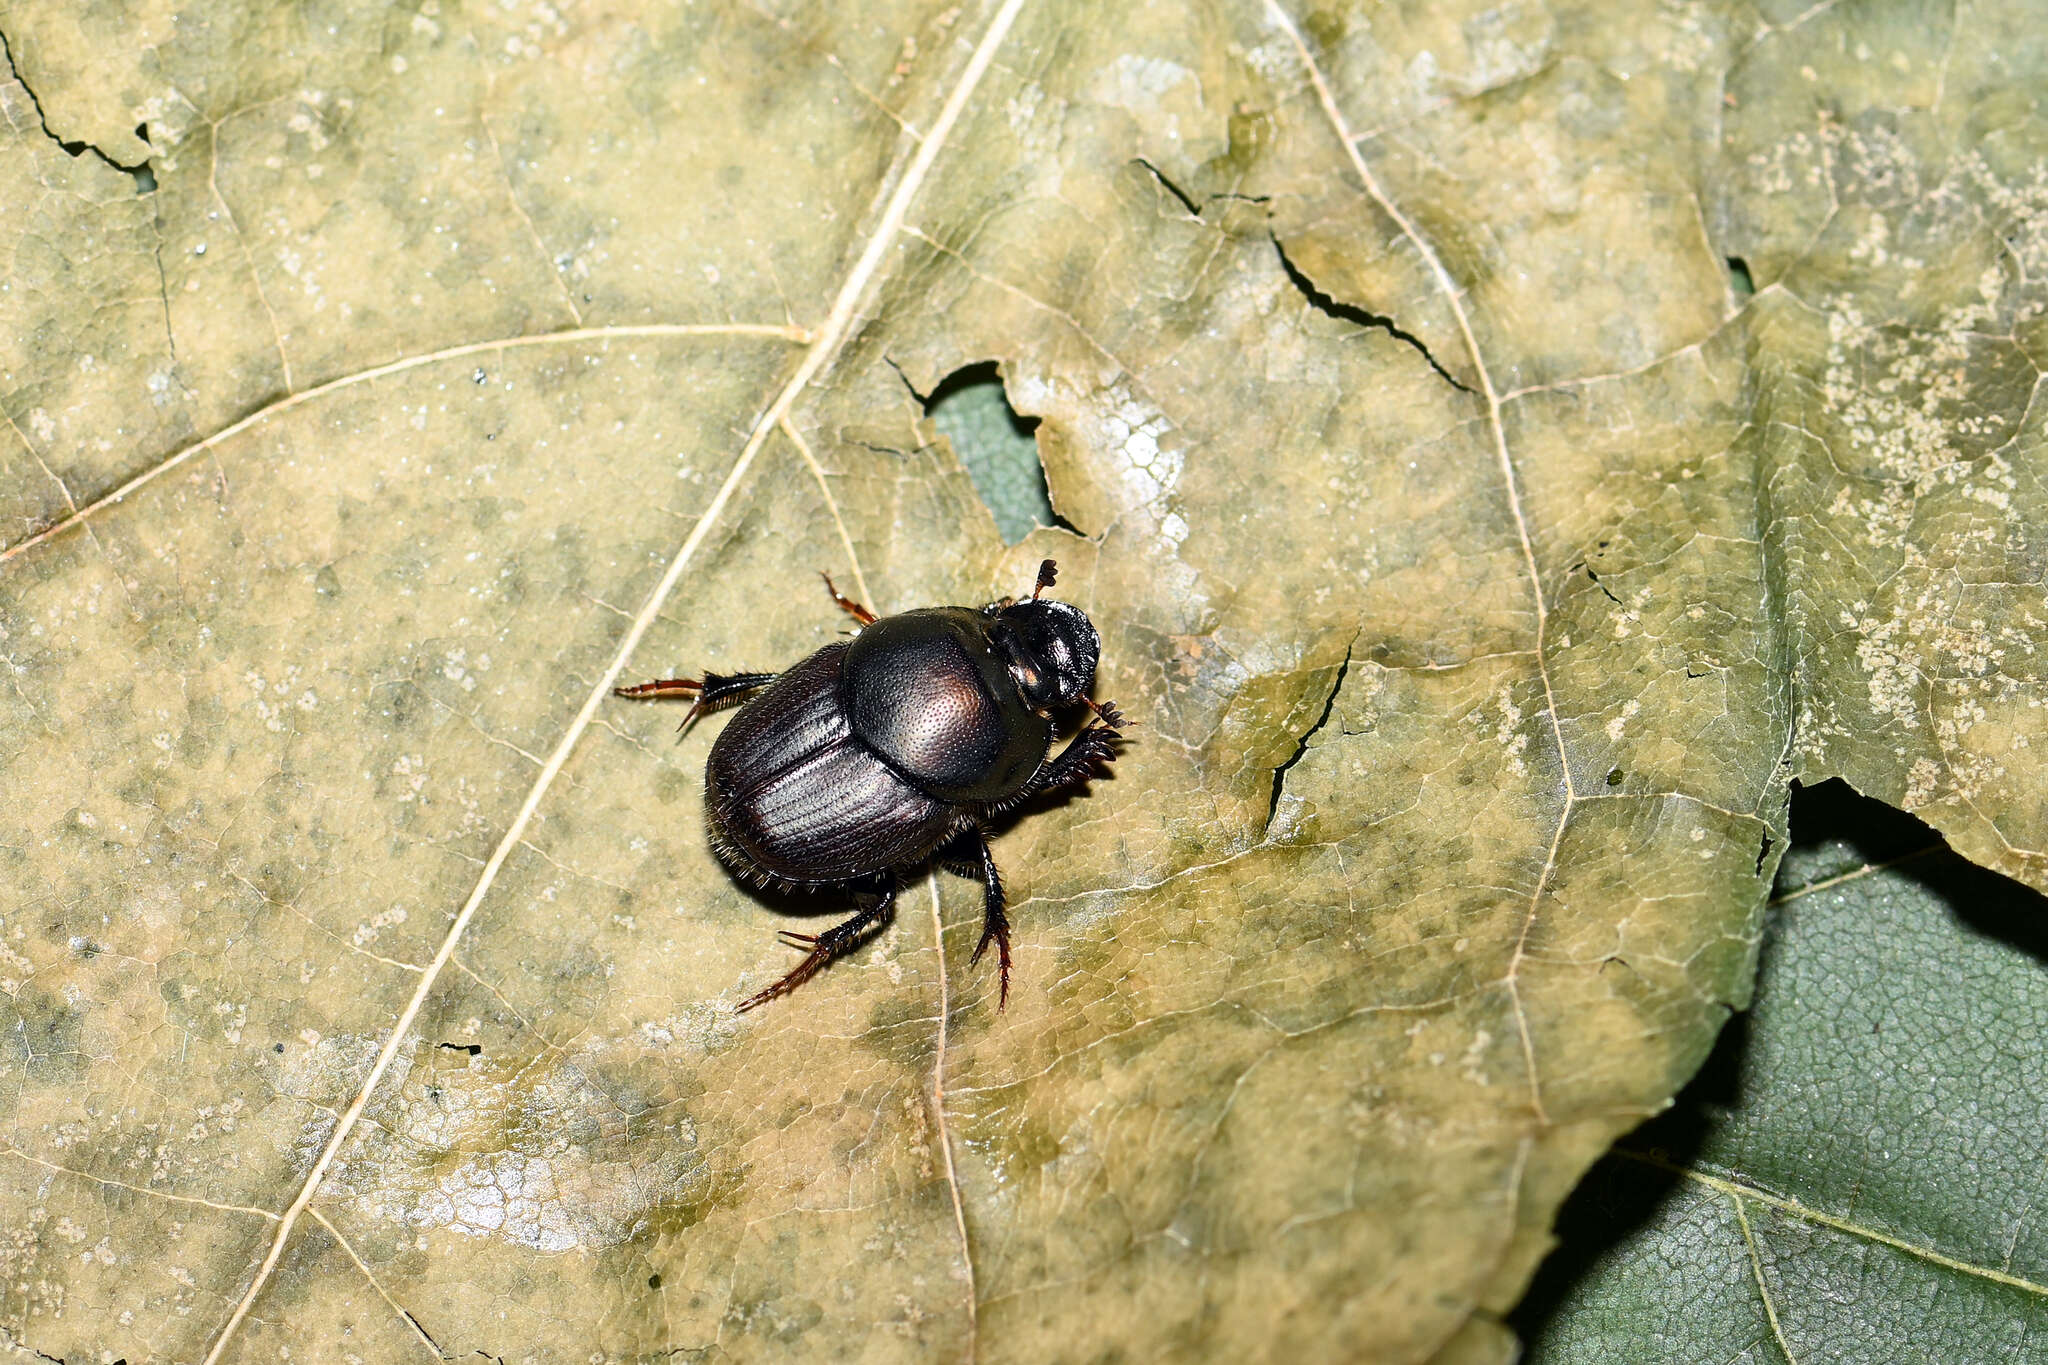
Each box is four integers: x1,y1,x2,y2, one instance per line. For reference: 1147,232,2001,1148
1517,781,2048,1361
924,365,1060,544
0,1,2042,1361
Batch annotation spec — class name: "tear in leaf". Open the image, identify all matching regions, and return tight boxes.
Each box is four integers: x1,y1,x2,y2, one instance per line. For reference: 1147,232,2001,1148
924,361,1067,544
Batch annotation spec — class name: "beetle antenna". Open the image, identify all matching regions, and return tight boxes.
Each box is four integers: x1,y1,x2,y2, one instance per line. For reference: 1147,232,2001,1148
1031,558,1058,600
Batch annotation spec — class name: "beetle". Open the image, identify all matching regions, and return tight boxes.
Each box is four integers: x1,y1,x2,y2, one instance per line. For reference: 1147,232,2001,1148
615,559,1122,1011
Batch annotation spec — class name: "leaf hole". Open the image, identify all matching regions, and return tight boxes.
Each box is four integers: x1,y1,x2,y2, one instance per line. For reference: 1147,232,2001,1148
129,123,157,194
1725,255,1754,297
648,1273,663,1289
924,361,1074,545
436,1041,482,1056
1605,767,1624,787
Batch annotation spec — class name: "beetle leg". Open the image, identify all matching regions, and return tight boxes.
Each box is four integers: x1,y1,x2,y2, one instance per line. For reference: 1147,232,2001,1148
613,670,778,734
819,572,878,626
1084,696,1125,729
965,829,1013,1009
980,711,1125,818
735,877,897,1013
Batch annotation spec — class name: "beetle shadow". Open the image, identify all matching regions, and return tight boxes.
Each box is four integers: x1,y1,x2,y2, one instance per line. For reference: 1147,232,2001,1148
993,759,1124,829
975,769,1126,854
722,875,858,925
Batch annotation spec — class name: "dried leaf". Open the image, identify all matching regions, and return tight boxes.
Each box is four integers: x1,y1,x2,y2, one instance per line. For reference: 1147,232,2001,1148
0,1,2041,1362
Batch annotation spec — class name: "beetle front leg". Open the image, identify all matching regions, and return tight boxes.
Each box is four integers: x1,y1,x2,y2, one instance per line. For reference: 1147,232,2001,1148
613,670,778,734
966,828,1013,1009
980,709,1124,818
735,877,897,1012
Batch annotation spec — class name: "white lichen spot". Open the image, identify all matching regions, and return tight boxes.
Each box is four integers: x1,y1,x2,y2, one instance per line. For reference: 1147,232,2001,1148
1903,755,1944,809
442,647,478,691
391,753,429,801
1489,686,1530,775
341,1045,707,1254
1461,1029,1493,1087
352,903,409,947
1089,55,1196,131
212,999,247,1044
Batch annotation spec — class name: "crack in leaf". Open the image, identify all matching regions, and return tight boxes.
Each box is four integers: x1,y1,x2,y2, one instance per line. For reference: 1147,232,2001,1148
1134,156,1202,217
0,28,154,192
1132,155,1269,219
1270,235,1475,394
1264,636,1354,836
0,1324,70,1365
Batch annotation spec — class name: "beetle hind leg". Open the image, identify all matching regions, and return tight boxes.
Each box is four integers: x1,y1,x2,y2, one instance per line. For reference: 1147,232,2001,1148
736,877,898,1013
820,572,878,626
613,670,777,734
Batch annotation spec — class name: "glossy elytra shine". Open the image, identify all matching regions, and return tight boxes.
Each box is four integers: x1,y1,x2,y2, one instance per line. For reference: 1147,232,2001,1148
615,560,1121,1011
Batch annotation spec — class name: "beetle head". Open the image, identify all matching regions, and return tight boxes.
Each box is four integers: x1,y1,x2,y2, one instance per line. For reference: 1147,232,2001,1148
990,598,1099,713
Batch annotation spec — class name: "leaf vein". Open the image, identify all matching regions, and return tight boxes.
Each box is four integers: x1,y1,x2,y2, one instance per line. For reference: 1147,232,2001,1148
926,872,979,1360
305,1206,442,1362
0,1146,281,1221
1629,1152,2048,1299
0,323,811,565
1731,1190,1801,1365
1263,0,1570,1124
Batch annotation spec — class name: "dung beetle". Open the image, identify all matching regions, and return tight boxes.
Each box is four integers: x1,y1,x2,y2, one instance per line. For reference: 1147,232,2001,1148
615,559,1122,1011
